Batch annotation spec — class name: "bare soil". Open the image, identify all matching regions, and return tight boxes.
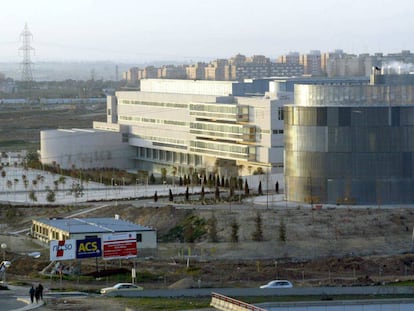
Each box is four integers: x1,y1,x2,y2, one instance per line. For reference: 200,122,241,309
2,202,414,310
3,203,414,287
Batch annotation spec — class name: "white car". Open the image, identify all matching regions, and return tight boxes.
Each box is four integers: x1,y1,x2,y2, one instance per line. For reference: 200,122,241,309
260,280,293,289
100,283,143,294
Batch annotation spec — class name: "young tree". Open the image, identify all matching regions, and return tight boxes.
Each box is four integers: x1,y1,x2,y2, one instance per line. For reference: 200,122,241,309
207,214,219,242
29,190,37,203
171,166,177,186
185,186,189,201
230,220,239,243
46,190,56,203
215,185,220,201
252,212,264,241
229,186,235,200
279,217,286,242
169,189,174,202
182,214,207,243
258,181,263,195
200,186,205,202
238,178,243,191
244,180,249,196
161,167,167,183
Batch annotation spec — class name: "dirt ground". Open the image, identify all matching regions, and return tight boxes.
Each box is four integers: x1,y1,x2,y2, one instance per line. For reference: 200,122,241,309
3,203,414,287
2,202,414,310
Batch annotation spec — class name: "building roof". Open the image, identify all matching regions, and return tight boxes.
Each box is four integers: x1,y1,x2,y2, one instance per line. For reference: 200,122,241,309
34,217,155,234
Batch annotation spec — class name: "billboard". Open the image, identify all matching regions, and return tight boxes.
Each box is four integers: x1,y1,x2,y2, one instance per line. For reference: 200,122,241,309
102,232,137,260
50,239,76,261
76,238,102,259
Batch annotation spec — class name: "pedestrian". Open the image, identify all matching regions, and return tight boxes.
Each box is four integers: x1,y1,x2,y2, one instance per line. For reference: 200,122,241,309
37,283,44,300
34,285,40,303
29,285,35,303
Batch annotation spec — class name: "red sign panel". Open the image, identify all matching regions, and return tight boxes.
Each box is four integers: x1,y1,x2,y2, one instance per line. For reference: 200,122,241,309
102,232,137,260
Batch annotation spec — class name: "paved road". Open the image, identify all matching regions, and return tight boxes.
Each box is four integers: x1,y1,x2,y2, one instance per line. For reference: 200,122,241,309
0,285,45,311
0,295,27,311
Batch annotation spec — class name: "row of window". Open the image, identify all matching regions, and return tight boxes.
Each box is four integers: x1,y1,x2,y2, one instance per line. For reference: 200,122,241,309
33,224,48,236
132,134,186,148
33,224,66,240
190,103,238,114
136,147,202,166
119,100,188,109
190,122,243,134
190,140,251,156
119,115,187,127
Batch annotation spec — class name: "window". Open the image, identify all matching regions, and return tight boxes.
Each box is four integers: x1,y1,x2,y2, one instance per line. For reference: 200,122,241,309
136,233,142,242
278,107,284,120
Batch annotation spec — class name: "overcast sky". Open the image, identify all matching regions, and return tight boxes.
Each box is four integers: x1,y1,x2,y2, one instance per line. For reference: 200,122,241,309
0,0,413,63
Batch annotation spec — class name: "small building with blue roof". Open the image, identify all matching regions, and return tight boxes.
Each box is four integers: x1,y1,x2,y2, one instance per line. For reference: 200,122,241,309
31,216,157,249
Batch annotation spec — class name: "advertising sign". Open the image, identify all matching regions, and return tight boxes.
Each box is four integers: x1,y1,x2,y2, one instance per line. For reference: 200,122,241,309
50,239,76,261
102,232,137,260
76,238,102,259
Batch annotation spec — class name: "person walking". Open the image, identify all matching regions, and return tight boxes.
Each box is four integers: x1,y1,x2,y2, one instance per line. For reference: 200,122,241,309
29,285,35,303
37,283,44,300
34,285,40,303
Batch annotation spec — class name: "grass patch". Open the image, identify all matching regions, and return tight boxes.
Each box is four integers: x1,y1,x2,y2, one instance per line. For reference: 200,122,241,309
119,297,211,311
388,280,414,286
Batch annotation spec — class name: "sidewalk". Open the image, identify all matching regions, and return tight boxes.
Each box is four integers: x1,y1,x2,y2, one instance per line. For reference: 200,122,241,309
13,298,44,311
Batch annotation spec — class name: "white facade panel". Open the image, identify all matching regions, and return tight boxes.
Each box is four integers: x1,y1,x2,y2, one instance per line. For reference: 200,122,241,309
40,129,134,169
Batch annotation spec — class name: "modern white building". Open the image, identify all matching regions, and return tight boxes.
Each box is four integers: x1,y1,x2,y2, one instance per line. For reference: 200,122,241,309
41,79,288,178
96,79,287,177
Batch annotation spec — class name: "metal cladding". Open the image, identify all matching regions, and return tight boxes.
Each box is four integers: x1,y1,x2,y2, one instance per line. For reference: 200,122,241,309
285,73,414,205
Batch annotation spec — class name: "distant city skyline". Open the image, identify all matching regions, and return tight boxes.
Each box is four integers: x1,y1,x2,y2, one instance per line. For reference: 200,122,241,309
0,0,413,63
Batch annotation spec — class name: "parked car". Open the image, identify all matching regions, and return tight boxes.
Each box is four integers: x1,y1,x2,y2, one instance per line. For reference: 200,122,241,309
100,283,143,294
259,280,293,289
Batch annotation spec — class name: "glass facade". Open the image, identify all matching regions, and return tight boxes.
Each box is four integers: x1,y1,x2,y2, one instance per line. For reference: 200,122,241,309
285,83,414,205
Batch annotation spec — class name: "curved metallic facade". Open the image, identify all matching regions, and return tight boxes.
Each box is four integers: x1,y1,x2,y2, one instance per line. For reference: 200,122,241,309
285,83,414,205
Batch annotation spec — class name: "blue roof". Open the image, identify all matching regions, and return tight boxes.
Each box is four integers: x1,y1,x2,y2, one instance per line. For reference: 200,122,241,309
35,217,155,234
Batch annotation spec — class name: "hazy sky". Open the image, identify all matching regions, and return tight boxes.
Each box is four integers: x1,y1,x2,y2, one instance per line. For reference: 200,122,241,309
0,0,413,63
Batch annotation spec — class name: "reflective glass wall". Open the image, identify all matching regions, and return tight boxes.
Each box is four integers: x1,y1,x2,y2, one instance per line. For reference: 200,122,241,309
285,104,414,204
